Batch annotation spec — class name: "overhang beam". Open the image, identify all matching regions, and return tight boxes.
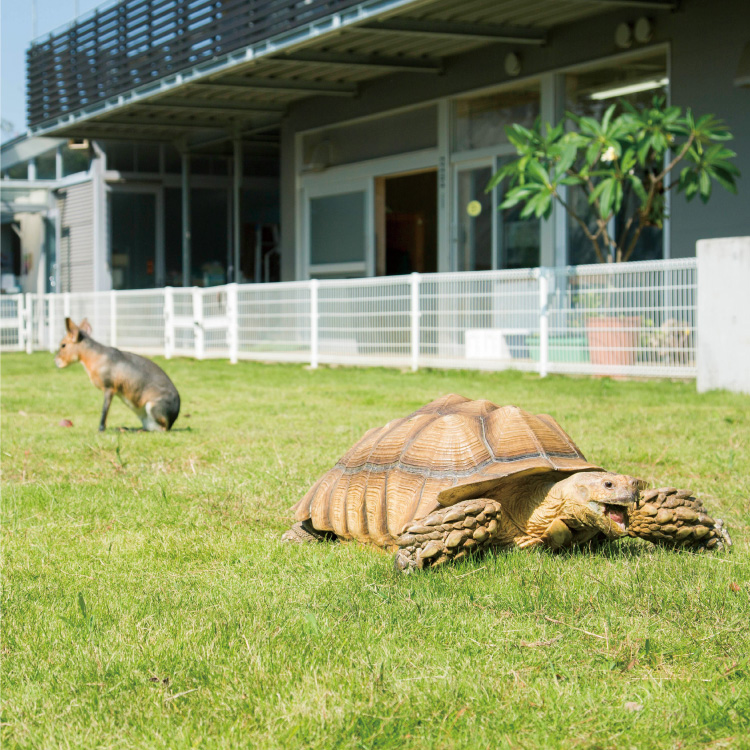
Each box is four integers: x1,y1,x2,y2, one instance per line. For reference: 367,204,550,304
195,76,358,97
137,99,287,115
358,19,547,45
186,119,279,150
62,130,173,143
571,0,677,9
96,118,230,132
275,50,442,73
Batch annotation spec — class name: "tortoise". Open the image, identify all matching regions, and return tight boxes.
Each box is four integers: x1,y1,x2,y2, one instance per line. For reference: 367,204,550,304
283,394,731,570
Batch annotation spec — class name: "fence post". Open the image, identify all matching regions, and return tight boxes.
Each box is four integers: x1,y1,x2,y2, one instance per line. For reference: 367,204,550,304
410,272,420,372
63,292,71,320
310,279,319,369
164,287,174,359
538,268,550,378
227,282,238,364
25,294,34,354
110,290,117,348
37,293,45,351
16,294,26,352
48,294,57,353
192,287,205,360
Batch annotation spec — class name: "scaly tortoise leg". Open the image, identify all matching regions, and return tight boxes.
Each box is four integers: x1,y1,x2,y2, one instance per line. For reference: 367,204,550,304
393,498,503,572
281,520,338,544
628,487,732,551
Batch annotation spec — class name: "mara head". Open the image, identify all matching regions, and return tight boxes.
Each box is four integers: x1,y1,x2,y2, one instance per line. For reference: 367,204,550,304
55,318,92,368
549,470,647,539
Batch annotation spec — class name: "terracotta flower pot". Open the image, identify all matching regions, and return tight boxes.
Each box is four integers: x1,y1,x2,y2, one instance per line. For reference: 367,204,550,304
585,316,640,367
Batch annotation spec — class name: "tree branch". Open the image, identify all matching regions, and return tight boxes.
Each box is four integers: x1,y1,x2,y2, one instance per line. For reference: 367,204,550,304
555,190,605,263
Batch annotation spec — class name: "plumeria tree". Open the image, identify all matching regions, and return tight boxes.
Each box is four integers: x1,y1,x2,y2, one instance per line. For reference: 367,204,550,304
487,99,740,263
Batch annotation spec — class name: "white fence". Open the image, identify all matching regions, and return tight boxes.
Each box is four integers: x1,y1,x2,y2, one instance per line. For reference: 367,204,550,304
1,258,697,378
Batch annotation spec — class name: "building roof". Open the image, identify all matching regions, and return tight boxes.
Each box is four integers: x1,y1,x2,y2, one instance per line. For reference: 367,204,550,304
27,0,676,152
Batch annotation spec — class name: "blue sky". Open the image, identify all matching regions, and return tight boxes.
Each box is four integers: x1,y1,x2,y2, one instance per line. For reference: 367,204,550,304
1,0,104,142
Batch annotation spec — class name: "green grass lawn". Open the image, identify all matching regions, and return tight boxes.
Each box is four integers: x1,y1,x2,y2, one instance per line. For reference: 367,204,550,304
2,353,749,749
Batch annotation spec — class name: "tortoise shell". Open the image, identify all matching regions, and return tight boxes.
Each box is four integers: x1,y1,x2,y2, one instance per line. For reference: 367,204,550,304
292,394,600,548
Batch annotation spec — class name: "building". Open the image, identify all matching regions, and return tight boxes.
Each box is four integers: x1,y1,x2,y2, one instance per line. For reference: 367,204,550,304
9,0,750,292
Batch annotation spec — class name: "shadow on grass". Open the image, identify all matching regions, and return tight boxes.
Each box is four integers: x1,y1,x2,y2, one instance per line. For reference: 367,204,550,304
107,426,193,433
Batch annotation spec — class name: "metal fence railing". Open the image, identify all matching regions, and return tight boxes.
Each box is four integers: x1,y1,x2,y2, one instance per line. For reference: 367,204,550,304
0,258,698,378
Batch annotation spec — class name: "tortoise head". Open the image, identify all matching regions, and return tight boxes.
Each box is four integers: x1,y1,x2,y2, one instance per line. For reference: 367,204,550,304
550,471,646,539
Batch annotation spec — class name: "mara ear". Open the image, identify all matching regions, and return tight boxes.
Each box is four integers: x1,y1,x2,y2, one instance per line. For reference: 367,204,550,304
64,317,83,342
79,318,92,336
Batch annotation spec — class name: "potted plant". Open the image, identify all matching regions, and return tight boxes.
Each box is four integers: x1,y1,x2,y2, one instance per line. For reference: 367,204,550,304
487,99,739,367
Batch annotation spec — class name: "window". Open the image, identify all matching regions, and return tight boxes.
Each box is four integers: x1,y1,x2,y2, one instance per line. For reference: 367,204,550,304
453,84,540,153
301,106,437,171
310,192,367,266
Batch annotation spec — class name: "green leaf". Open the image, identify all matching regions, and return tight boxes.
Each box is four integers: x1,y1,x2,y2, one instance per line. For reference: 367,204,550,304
598,178,616,217
601,104,617,133
554,142,579,179
698,170,712,202
528,160,551,186
588,179,609,205
620,148,637,173
613,180,624,215
627,174,648,203
500,186,536,209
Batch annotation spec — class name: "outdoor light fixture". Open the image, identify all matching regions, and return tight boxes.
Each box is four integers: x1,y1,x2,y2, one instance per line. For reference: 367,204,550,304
504,52,522,77
614,22,633,49
302,139,332,173
589,76,668,100
634,17,653,44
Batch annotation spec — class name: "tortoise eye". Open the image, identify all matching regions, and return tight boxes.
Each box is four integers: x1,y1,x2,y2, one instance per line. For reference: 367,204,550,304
604,480,613,489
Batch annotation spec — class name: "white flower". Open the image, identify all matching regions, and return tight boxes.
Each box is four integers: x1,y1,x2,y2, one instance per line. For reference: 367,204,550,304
601,146,617,163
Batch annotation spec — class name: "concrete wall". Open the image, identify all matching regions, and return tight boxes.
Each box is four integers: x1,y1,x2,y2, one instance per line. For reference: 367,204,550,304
17,213,47,294
278,0,750,279
697,236,750,394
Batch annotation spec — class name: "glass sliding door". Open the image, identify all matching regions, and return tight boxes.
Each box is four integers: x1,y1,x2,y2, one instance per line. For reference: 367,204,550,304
456,164,493,272
495,156,541,269
109,188,163,290
454,158,541,272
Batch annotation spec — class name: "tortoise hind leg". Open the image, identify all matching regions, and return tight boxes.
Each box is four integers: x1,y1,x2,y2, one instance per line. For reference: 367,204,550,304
281,520,339,544
394,498,503,572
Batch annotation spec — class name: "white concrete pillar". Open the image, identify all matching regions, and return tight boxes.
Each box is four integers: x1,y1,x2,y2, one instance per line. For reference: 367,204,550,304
696,236,750,394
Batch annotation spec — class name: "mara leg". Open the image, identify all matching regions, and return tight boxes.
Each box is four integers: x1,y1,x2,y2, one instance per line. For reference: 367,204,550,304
281,520,338,544
628,487,732,551
393,498,503,572
99,389,114,432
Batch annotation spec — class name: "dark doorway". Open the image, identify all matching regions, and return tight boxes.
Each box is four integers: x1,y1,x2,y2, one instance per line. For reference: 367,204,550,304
376,170,437,275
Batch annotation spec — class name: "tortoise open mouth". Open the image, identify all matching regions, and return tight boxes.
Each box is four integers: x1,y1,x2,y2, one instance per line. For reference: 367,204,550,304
588,501,630,532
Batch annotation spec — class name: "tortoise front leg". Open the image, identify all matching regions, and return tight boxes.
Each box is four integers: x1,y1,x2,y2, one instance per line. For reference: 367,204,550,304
394,498,503,572
628,487,732,551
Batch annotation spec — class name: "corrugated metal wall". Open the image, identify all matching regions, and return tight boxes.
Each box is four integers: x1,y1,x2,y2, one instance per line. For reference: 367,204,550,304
58,181,94,293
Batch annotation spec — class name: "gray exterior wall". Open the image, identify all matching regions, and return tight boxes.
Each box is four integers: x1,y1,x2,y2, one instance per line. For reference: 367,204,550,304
668,0,749,256
279,0,749,279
